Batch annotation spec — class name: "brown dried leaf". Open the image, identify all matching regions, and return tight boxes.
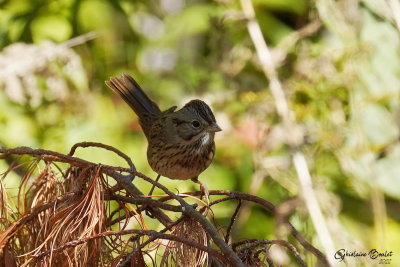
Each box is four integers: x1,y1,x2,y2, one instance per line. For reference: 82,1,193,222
161,217,208,267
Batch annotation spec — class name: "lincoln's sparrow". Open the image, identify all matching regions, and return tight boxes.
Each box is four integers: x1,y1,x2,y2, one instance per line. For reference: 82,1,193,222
105,74,221,184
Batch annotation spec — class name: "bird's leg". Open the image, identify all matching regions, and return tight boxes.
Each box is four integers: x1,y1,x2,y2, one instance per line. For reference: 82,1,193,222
145,174,161,218
191,177,210,206
148,174,161,196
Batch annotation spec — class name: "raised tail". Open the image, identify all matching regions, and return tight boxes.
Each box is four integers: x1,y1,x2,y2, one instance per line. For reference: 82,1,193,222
106,74,161,135
105,74,161,130
106,74,161,116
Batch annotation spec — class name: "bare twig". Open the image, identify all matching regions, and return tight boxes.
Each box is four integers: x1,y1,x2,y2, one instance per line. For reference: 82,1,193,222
68,141,135,170
224,199,241,244
239,0,291,123
275,197,299,239
148,174,161,196
62,31,100,47
131,172,245,267
119,217,185,266
232,239,306,267
32,229,225,263
293,152,336,265
109,194,182,212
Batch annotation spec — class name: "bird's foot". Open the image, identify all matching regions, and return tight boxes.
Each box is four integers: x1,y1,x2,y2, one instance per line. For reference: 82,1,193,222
191,177,210,210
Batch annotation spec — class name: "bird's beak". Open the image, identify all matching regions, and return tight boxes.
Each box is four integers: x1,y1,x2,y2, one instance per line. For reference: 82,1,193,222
208,123,222,132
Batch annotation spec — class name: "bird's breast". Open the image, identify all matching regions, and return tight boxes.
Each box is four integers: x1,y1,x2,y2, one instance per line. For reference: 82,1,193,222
147,140,215,180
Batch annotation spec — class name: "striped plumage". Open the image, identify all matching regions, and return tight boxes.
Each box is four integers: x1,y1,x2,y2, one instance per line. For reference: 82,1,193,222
106,74,221,181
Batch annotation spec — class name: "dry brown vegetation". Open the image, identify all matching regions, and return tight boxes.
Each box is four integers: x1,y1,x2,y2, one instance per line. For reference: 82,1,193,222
0,143,327,266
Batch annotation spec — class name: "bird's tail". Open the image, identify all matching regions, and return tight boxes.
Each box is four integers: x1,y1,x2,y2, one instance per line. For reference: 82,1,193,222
105,74,161,120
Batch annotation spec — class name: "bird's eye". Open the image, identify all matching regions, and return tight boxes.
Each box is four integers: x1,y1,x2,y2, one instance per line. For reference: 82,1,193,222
191,120,201,128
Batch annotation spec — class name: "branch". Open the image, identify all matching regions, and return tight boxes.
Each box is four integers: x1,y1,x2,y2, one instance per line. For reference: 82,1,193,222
232,239,306,267
0,146,172,226
118,217,185,266
130,172,246,266
162,190,328,265
0,147,245,266
32,229,226,263
68,141,135,170
224,199,241,244
108,194,182,212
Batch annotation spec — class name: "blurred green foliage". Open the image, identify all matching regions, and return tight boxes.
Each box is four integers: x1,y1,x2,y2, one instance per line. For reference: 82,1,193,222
1,0,400,265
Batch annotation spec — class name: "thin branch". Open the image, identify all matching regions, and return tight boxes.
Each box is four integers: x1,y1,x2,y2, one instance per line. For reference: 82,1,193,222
148,174,161,196
108,194,182,212
68,141,135,170
239,0,291,123
0,146,172,226
119,217,185,266
32,229,226,263
275,197,299,239
62,31,100,48
107,209,137,227
232,239,306,267
164,190,328,265
160,190,275,213
293,152,336,265
224,199,241,244
131,172,245,267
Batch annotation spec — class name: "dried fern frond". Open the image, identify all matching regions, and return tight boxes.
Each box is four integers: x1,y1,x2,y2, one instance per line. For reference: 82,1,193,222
161,217,209,267
0,162,112,266
23,166,107,266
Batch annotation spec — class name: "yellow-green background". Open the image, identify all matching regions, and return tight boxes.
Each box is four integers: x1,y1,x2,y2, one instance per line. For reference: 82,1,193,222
1,0,399,265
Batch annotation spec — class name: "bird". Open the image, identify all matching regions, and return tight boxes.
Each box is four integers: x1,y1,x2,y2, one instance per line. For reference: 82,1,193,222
105,74,221,195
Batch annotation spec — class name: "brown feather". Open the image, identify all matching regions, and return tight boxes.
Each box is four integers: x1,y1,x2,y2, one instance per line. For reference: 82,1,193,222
105,74,161,134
